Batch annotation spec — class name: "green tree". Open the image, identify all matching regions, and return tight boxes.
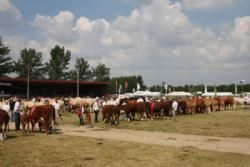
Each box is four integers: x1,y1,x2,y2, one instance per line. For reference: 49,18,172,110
0,37,13,76
92,63,110,81
68,58,92,80
15,48,45,79
149,85,161,92
109,75,147,94
46,45,71,80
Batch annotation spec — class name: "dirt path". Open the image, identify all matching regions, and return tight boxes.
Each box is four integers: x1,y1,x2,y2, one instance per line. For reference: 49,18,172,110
57,125,250,155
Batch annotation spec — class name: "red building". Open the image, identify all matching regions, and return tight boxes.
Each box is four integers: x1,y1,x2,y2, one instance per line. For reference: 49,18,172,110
0,77,109,98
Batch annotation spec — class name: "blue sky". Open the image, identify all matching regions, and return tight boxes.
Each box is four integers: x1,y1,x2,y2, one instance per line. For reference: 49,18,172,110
1,0,250,86
11,0,136,21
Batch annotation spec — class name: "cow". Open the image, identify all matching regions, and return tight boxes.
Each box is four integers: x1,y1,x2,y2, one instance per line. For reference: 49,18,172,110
147,100,172,119
118,98,146,121
0,109,10,140
20,107,30,132
224,96,235,110
102,105,120,125
214,97,225,111
196,98,212,114
28,105,56,134
185,98,196,114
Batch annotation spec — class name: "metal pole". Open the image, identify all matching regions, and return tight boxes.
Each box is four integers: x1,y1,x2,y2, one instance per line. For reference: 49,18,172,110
27,66,30,99
77,69,79,97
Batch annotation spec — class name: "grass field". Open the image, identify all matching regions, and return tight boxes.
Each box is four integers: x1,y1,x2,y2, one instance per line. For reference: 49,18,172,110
62,107,250,138
1,107,250,167
1,131,250,167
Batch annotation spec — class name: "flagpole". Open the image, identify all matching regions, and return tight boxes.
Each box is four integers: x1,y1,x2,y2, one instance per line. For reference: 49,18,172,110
125,82,126,94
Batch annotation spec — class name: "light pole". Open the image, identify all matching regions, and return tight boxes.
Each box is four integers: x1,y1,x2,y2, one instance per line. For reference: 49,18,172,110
27,66,30,99
77,68,79,97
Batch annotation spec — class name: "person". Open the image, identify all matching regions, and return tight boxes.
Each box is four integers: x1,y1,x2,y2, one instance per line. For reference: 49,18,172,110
13,99,22,130
53,99,62,123
9,98,15,122
93,98,100,123
76,104,84,126
244,96,248,109
84,103,91,127
171,99,178,118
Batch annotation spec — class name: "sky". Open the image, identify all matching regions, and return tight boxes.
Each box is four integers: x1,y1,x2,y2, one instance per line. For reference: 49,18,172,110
0,0,250,86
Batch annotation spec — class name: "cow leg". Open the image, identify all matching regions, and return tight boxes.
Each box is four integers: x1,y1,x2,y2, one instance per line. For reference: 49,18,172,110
3,123,7,139
31,120,35,132
0,125,3,141
38,122,42,132
22,123,25,132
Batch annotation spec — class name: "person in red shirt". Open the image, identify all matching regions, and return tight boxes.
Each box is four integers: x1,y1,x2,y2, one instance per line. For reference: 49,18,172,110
76,104,84,126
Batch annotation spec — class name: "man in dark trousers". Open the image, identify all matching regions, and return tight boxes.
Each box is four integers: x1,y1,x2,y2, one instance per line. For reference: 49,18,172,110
13,99,22,130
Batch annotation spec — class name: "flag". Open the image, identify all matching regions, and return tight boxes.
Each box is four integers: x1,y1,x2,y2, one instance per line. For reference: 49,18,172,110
164,83,168,90
240,80,245,84
235,83,237,94
125,81,128,89
214,84,217,96
204,84,207,93
137,83,140,90
119,84,122,94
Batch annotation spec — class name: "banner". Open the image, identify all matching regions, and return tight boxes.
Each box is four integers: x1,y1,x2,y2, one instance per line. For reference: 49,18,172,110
119,84,122,94
214,84,217,96
235,83,237,94
204,84,207,93
137,83,140,90
125,81,128,89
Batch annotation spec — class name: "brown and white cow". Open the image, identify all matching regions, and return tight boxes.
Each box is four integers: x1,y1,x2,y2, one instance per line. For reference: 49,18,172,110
28,104,55,134
0,109,10,140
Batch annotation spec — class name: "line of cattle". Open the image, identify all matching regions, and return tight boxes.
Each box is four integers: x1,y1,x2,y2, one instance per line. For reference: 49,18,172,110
0,97,96,140
0,96,235,140
101,96,235,124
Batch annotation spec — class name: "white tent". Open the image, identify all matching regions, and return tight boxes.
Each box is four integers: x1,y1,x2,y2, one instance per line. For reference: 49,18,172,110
166,91,193,97
202,92,234,97
130,91,161,97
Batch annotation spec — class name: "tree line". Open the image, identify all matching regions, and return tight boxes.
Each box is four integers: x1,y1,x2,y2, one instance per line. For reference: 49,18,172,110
0,37,110,81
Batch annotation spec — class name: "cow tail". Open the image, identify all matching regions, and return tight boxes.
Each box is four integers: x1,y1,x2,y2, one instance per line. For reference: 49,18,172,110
52,105,56,128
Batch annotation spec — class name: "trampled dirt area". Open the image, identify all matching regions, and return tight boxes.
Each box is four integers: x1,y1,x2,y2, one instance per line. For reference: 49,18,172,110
58,125,250,155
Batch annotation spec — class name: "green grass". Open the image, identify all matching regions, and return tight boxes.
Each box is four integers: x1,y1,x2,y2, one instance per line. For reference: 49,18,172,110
62,107,250,138
1,131,250,167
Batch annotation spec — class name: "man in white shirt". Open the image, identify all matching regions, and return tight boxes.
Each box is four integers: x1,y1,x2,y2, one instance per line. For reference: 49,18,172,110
13,99,22,130
53,99,61,122
171,99,178,118
93,98,100,123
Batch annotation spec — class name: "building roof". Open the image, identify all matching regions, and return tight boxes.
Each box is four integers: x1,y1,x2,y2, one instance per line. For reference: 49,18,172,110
202,92,234,97
0,77,109,85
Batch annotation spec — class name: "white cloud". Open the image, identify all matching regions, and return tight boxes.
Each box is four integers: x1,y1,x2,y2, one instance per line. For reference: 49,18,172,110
3,0,250,85
180,0,236,10
0,0,21,32
32,11,75,43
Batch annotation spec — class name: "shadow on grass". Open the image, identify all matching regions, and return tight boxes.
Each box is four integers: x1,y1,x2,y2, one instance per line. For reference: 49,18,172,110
6,134,18,140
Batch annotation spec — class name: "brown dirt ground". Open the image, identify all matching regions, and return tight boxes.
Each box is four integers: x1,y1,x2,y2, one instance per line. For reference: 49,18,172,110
57,125,250,155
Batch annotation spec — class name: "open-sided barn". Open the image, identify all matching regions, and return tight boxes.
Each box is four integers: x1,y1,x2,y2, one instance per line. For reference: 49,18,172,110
0,77,109,98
